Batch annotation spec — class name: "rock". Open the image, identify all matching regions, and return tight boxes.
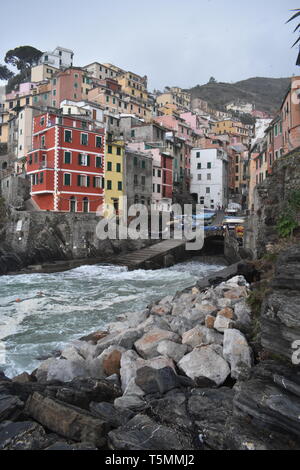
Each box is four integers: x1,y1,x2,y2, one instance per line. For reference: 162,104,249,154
205,315,215,329
89,402,133,428
94,327,143,357
227,275,249,287
188,387,235,450
156,340,188,363
139,315,172,333
223,329,252,380
272,245,300,291
217,298,233,309
0,421,50,450
159,295,174,305
25,392,108,447
114,395,147,412
151,304,172,316
0,394,24,421
35,358,58,383
218,307,234,319
135,367,180,395
214,315,234,333
233,299,252,331
54,377,121,409
109,311,149,332
192,287,200,295
12,372,34,384
46,358,90,383
192,303,218,317
178,346,230,386
148,392,193,430
45,441,97,450
98,346,125,376
182,326,223,348
108,414,196,450
60,345,85,362
123,378,145,397
119,350,145,392
168,317,194,336
80,330,108,345
134,328,180,359
224,286,248,300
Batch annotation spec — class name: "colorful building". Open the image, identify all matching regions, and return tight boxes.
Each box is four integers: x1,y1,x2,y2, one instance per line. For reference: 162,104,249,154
104,139,125,215
26,112,105,212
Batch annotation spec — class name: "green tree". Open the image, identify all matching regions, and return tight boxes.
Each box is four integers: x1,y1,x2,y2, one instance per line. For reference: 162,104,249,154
286,9,300,64
208,77,217,84
4,46,42,71
0,64,14,80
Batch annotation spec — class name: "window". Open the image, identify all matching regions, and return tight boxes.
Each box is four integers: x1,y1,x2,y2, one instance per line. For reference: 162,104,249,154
53,89,56,96
197,163,201,170
107,161,112,171
64,130,72,143
93,176,101,188
153,169,155,176
134,156,138,166
107,180,112,190
274,124,278,137
197,174,201,181
141,176,146,186
39,172,44,184
107,145,112,154
235,165,239,173
153,184,155,192
118,181,122,191
96,136,102,148
95,156,102,168
116,163,121,172
196,152,200,158
141,160,145,169
158,169,161,177
207,173,211,180
207,162,211,169
78,154,90,166
64,151,71,164
116,147,121,156
81,133,88,145
41,135,45,148
157,184,161,193
134,175,138,185
34,153,38,163
70,197,76,212
206,187,210,194
77,175,90,187
64,173,71,186
131,130,135,137
83,197,89,213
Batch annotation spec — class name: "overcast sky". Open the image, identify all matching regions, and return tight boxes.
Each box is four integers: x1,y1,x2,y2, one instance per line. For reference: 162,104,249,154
0,0,299,90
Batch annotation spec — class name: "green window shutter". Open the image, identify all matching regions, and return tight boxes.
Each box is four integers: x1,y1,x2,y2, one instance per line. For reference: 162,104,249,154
93,176,96,187
77,175,81,186
65,152,71,164
107,161,112,171
87,154,90,166
87,176,90,187
78,154,82,165
64,174,70,186
116,163,121,172
101,177,105,189
118,181,122,191
96,156,102,168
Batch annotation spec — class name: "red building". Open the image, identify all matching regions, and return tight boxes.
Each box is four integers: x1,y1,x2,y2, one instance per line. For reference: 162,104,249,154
161,153,173,199
26,112,105,212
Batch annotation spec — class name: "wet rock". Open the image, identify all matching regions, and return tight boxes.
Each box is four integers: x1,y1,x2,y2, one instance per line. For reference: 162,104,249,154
156,340,188,363
134,328,180,359
25,392,108,447
0,394,24,421
182,326,223,348
89,402,133,428
94,328,143,357
178,346,230,386
0,420,50,450
223,329,252,380
188,387,234,450
135,367,180,395
108,414,196,450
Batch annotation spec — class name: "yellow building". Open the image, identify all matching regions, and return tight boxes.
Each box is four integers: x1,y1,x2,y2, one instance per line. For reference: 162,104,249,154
117,71,148,103
156,87,191,112
0,111,9,144
104,139,125,216
30,64,59,83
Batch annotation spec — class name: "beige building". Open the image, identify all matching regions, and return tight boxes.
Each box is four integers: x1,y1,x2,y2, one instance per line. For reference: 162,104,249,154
31,64,60,83
83,62,122,81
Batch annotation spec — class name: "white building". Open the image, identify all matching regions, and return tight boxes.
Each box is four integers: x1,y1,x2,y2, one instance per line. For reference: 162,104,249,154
83,62,122,81
226,101,254,115
190,148,229,210
38,46,74,69
60,99,104,125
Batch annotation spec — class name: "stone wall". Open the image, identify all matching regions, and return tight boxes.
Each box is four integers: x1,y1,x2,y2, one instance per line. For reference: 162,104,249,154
245,148,300,258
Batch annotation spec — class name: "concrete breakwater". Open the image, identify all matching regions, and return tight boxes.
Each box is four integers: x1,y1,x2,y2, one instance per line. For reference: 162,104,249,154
1,254,300,451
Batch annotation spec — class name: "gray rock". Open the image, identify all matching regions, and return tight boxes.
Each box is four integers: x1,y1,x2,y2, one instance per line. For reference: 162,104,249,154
25,392,108,447
214,315,234,333
47,358,90,383
119,350,146,392
159,295,174,305
182,326,223,348
108,414,196,450
89,402,133,428
168,317,194,336
157,340,188,363
135,366,180,395
114,395,147,412
234,299,252,331
0,421,50,450
178,346,230,386
134,328,180,359
223,329,253,380
0,393,24,421
94,327,143,357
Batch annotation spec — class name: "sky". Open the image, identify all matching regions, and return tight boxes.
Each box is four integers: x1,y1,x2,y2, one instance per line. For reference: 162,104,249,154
0,0,299,91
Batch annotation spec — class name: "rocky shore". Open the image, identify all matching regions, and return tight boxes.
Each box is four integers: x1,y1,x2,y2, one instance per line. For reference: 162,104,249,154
1,248,300,450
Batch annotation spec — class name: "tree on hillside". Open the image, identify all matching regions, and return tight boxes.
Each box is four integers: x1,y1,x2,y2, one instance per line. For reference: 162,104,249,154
208,77,217,84
286,9,300,64
0,64,14,80
4,46,42,71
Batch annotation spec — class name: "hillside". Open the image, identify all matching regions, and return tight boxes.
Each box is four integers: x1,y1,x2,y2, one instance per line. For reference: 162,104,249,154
188,77,290,115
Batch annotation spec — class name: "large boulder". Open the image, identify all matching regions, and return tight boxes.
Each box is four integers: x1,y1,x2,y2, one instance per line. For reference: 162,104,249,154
97,346,126,376
178,346,230,386
0,421,50,450
223,329,252,380
134,328,180,359
25,392,109,447
94,327,143,357
135,366,181,395
182,326,223,348
156,340,188,363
